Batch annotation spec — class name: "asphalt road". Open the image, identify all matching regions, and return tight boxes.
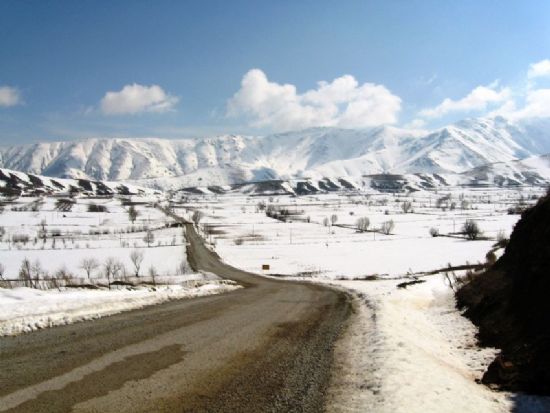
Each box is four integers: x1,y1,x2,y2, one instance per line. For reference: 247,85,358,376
0,223,351,413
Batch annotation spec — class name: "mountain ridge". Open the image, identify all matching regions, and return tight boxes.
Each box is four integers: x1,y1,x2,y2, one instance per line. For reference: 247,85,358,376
1,117,550,188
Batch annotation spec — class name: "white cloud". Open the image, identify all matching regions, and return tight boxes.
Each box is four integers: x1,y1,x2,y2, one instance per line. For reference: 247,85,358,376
227,69,401,131
404,118,427,129
0,86,21,107
100,83,178,115
419,84,511,119
528,59,550,79
506,89,550,120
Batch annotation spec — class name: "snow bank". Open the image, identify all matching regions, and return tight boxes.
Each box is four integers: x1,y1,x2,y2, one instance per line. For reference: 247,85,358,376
0,278,240,336
325,276,550,413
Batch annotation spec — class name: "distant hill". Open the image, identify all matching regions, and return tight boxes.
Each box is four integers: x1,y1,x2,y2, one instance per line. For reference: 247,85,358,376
0,168,156,197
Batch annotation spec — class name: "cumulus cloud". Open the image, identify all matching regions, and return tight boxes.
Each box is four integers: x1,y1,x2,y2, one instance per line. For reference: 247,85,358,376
227,69,401,131
100,83,178,115
0,86,21,107
504,89,550,120
528,59,550,79
419,83,511,119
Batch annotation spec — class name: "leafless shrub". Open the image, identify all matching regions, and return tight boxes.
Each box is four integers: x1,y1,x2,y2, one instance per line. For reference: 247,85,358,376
55,266,74,285
401,201,412,213
462,219,481,240
128,205,139,223
12,233,30,245
356,217,370,232
429,227,439,237
380,220,395,235
143,229,155,247
148,266,158,286
18,258,34,288
88,203,108,213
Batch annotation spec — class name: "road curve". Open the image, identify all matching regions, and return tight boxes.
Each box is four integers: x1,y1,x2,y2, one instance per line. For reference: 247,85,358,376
0,223,351,413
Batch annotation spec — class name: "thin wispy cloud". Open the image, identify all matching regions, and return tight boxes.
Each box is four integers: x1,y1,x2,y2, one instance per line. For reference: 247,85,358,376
0,86,22,107
418,83,511,119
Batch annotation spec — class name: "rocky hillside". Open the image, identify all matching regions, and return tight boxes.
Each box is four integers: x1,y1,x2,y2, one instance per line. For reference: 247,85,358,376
457,190,550,395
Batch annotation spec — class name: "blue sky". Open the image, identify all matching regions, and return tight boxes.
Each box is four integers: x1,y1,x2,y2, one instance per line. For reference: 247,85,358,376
1,0,550,144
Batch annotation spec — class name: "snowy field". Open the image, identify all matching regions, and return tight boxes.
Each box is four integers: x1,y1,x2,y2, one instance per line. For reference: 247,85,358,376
0,195,239,335
175,187,550,412
177,188,541,278
0,196,186,279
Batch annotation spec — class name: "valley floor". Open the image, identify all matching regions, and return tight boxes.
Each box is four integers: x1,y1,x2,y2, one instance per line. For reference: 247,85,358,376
3,188,550,411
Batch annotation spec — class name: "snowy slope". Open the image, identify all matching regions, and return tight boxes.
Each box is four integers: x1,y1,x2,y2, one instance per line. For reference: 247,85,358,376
460,153,550,187
0,167,158,196
1,116,549,186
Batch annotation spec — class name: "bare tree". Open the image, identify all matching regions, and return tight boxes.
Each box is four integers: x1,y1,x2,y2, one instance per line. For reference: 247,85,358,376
429,227,439,237
356,217,370,232
323,217,330,227
19,258,33,288
143,229,155,247
112,260,125,280
80,258,99,280
192,210,204,226
104,257,117,288
31,259,44,287
401,201,412,213
462,219,481,240
128,205,139,224
380,220,395,235
38,219,47,241
130,249,145,277
0,262,5,280
330,214,338,225
148,265,158,286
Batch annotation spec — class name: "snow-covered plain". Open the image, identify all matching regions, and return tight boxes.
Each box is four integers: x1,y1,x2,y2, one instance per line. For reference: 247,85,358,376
0,195,239,335
178,188,550,412
182,189,539,278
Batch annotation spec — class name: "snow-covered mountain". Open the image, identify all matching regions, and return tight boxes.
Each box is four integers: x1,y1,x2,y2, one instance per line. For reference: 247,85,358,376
1,116,549,188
